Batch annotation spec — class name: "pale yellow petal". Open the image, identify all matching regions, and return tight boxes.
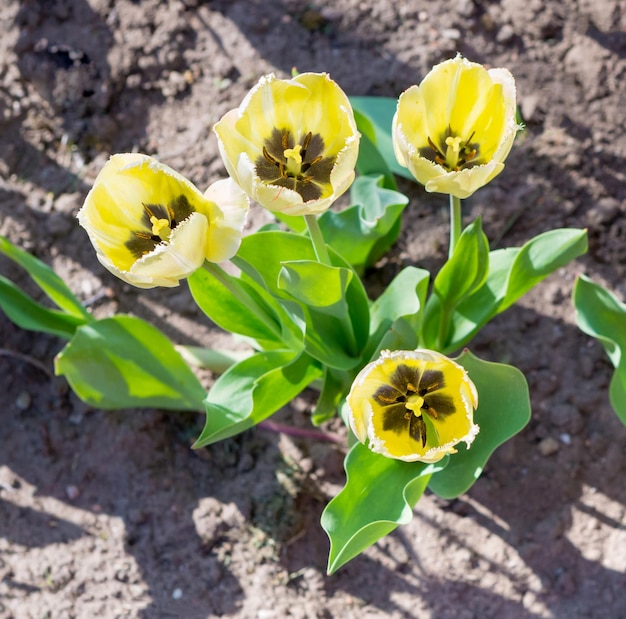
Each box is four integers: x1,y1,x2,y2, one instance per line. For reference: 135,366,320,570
214,72,359,215
425,162,504,199
392,56,518,197
203,178,249,262
346,348,479,463
128,212,209,287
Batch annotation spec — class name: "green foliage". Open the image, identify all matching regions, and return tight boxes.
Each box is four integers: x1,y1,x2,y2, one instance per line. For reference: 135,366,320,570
350,96,414,181
422,217,489,348
194,350,322,447
0,275,87,339
55,315,206,411
573,275,626,425
321,442,447,574
427,350,531,498
0,234,91,338
423,228,588,353
432,216,489,309
365,265,430,358
0,234,91,321
236,230,370,370
318,174,409,274
188,265,292,350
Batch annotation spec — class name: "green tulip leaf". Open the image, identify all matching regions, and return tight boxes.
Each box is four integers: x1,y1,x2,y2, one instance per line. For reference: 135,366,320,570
0,234,91,320
322,442,447,574
318,175,409,273
278,260,353,317
433,217,489,309
440,227,588,352
0,275,87,339
237,231,369,370
55,315,206,411
349,96,414,181
427,349,531,498
311,367,352,425
573,274,626,425
188,266,290,349
422,218,490,349
365,265,430,360
278,260,365,369
194,350,322,446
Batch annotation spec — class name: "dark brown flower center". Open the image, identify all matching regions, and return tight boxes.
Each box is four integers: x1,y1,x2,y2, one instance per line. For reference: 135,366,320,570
255,128,335,201
373,364,455,447
126,194,194,258
420,126,480,171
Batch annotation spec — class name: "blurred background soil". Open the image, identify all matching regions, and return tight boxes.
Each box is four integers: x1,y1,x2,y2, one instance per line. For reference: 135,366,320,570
1,0,625,617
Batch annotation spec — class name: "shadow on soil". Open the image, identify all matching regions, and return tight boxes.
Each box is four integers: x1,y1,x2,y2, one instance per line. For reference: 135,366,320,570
1,301,625,617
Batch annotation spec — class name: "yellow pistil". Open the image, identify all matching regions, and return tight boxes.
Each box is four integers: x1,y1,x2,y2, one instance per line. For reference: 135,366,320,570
150,216,172,241
405,394,426,415
444,135,463,169
283,143,303,176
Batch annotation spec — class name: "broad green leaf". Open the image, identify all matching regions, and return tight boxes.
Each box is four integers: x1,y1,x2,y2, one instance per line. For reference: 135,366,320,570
302,313,361,369
442,228,588,352
499,228,588,312
573,274,626,425
422,218,489,349
176,346,252,373
349,96,414,181
194,350,322,446
365,266,430,360
0,275,86,339
321,442,447,574
236,231,317,297
423,248,517,350
188,266,291,349
278,260,353,318
271,212,307,234
236,231,370,370
319,175,409,273
428,350,531,499
433,217,489,309
279,260,363,369
353,112,396,190
55,315,206,411
0,235,91,320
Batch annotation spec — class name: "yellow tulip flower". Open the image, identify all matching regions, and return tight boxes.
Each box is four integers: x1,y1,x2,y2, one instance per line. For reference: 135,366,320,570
393,55,518,199
347,349,479,463
78,154,248,288
214,72,360,216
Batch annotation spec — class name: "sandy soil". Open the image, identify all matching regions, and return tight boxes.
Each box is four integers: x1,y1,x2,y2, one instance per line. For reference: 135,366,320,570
1,0,625,617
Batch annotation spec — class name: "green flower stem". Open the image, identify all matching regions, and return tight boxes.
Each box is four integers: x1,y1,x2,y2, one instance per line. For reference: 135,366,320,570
449,194,462,259
202,260,283,341
305,214,331,265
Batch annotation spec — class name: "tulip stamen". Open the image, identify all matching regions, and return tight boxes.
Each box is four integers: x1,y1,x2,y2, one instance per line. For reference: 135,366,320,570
126,195,195,258
427,129,480,171
256,128,336,202
374,364,457,449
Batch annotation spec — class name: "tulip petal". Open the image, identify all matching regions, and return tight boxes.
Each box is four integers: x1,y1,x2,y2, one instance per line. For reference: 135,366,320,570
214,72,360,215
204,178,249,263
79,154,248,288
347,349,479,463
393,55,519,198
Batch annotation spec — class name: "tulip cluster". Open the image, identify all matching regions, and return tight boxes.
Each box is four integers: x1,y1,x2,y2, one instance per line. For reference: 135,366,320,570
0,53,584,573
77,57,522,464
